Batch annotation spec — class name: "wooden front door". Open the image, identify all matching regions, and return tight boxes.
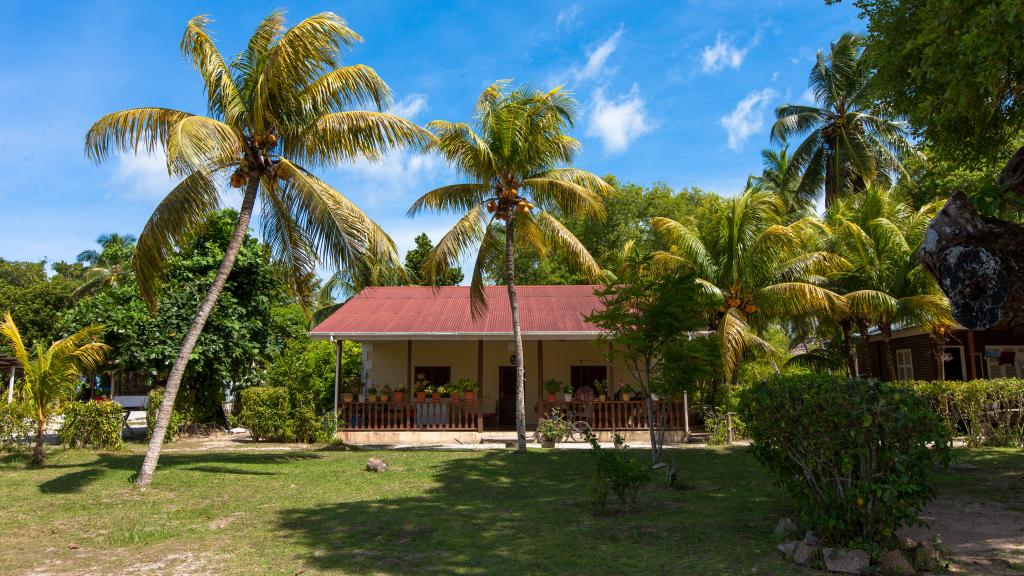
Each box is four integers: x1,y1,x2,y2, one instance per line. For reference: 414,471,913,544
498,366,517,426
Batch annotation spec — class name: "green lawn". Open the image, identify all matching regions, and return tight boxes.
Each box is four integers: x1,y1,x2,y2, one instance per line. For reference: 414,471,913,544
0,444,1018,575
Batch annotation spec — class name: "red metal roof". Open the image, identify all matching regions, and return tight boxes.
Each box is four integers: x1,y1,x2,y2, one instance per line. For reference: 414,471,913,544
310,285,604,340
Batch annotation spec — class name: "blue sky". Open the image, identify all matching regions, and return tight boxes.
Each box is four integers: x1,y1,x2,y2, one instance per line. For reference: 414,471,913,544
0,0,862,274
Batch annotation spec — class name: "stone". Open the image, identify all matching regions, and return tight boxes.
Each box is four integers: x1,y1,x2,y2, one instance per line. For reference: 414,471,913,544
803,530,821,546
822,548,871,575
898,537,917,551
877,550,915,576
913,541,942,572
792,542,819,566
774,517,799,538
777,541,798,558
366,458,387,472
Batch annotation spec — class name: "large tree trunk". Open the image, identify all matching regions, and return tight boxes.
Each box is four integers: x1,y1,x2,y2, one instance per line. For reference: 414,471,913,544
136,180,259,486
31,415,45,466
504,219,527,452
879,322,897,381
917,191,1024,334
841,319,856,377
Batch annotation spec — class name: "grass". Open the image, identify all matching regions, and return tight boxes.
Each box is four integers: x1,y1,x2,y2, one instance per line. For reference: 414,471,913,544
0,444,1018,575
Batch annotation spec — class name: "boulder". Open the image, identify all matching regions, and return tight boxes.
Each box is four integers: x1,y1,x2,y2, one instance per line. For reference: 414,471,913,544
877,550,915,576
778,541,799,558
822,548,870,575
774,517,799,538
803,530,822,546
792,542,819,567
366,458,387,472
898,537,917,551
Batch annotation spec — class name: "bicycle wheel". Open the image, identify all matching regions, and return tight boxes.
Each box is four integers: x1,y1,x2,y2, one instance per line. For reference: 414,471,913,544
570,421,592,442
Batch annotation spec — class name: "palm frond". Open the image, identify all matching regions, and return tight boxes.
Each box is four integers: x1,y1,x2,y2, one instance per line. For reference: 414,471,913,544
85,108,193,163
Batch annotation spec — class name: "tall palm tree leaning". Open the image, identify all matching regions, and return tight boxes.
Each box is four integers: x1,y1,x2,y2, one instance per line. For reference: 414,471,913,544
85,11,430,486
0,313,109,466
408,81,608,451
771,32,919,209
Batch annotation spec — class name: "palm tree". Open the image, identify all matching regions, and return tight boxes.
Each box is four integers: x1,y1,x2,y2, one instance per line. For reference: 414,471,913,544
85,11,430,485
0,312,108,465
73,233,137,299
771,33,919,209
408,81,608,450
749,146,810,221
651,188,846,384
825,187,951,378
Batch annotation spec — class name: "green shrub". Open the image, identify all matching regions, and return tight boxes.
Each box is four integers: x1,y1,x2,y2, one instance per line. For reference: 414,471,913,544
289,394,333,443
704,411,746,446
899,379,1024,447
536,409,570,443
239,387,292,441
146,388,185,442
586,434,650,512
739,374,950,549
58,401,124,449
0,401,34,452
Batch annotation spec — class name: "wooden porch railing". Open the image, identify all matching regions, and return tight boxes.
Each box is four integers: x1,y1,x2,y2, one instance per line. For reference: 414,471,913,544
539,400,688,432
337,400,480,431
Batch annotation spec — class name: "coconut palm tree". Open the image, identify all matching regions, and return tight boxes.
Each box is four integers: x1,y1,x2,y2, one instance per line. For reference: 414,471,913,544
85,11,430,485
0,312,108,465
408,81,608,450
771,33,919,209
651,188,846,383
73,233,137,299
749,146,810,221
825,187,951,378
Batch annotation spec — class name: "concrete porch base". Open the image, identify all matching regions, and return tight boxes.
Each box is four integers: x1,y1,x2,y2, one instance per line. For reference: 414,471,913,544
336,429,692,446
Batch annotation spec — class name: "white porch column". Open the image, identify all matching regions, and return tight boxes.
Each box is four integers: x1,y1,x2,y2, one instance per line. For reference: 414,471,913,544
333,337,342,432
6,367,15,403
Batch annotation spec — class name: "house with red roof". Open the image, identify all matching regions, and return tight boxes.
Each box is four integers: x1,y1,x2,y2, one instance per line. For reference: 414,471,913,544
311,285,690,443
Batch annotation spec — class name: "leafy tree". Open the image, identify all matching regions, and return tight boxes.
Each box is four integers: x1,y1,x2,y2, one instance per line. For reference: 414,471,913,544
0,312,108,465
652,188,846,384
403,233,463,285
833,0,1024,163
408,81,608,450
824,187,951,378
0,260,82,355
62,210,292,425
588,243,718,462
772,33,918,208
85,11,429,486
73,233,137,299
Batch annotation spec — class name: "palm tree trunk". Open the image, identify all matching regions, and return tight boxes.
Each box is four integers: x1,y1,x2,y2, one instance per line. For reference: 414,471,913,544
879,322,897,381
136,180,259,486
31,415,45,466
841,319,856,377
504,219,527,451
825,143,837,209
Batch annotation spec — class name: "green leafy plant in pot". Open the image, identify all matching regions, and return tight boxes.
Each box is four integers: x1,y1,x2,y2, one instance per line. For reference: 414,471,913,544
544,378,562,402
537,408,569,448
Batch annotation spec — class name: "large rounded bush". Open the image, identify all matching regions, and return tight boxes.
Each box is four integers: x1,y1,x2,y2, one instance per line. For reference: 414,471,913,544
59,400,124,449
739,374,950,548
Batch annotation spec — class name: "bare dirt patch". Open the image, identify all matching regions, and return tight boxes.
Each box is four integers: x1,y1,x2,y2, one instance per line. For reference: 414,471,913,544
901,497,1024,574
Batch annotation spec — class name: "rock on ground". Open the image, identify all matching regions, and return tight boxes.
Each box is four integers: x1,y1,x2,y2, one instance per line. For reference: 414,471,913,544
822,547,870,575
366,458,387,472
877,550,915,576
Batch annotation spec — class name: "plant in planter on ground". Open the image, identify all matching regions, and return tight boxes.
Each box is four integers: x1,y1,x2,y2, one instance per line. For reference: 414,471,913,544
536,409,570,446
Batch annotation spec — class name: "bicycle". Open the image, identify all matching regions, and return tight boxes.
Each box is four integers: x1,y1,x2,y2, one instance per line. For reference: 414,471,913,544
536,407,592,443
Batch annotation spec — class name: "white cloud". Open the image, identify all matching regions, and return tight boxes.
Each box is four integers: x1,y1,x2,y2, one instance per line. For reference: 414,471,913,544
720,88,777,151
556,4,581,31
565,27,624,83
800,88,816,104
329,150,447,210
700,32,753,74
390,94,428,120
110,151,177,200
586,85,653,154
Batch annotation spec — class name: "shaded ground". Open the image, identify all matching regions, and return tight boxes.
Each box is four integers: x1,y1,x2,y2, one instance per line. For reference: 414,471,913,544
0,444,1018,575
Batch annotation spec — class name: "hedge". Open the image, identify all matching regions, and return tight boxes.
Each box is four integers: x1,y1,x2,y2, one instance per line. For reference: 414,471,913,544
897,378,1024,447
0,401,34,452
238,386,332,443
739,374,950,549
59,400,124,449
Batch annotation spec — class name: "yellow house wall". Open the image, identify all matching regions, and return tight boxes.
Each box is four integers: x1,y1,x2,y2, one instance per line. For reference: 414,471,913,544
359,339,642,426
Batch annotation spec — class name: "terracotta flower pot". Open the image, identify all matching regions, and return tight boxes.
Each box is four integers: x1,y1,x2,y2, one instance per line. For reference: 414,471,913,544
547,393,557,402
342,393,354,403
416,391,426,402
451,392,462,402
392,391,405,403
464,391,476,402
431,392,441,402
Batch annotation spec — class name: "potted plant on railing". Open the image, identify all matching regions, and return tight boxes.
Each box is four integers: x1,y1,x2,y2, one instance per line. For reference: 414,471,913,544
562,385,574,402
390,383,405,404
431,385,442,402
593,379,608,402
380,385,391,403
544,378,562,402
449,380,462,402
367,387,378,402
415,373,429,401
358,384,367,403
458,378,479,402
342,380,357,403
536,408,569,448
619,384,634,402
